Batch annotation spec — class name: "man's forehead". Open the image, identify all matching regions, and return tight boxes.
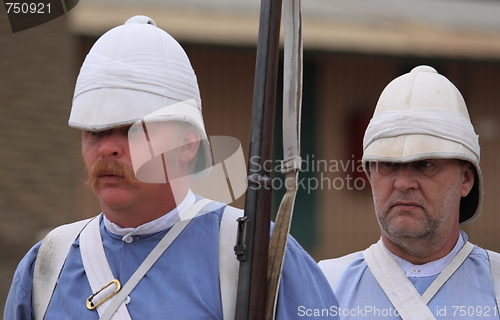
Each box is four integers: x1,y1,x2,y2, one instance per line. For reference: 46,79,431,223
370,159,461,165
376,158,448,162
81,121,179,132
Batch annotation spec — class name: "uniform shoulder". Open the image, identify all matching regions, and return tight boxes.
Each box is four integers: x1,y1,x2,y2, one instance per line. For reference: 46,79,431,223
318,251,364,290
319,251,363,269
221,204,244,216
43,217,95,237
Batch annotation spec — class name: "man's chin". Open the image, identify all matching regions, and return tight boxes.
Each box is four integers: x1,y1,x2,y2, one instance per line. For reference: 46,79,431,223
383,223,433,239
96,190,137,209
380,216,432,239
94,183,136,200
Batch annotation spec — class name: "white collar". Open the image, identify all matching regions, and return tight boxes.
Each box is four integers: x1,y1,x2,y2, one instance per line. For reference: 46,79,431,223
389,231,466,278
103,189,196,242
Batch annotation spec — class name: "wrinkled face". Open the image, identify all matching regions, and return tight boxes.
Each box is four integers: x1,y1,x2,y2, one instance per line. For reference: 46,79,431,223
369,159,474,241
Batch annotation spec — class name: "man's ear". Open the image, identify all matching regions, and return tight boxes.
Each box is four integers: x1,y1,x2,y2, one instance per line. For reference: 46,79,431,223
179,129,201,164
461,162,476,198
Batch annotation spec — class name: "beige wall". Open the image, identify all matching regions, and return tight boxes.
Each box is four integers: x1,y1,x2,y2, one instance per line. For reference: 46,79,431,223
314,56,398,259
446,63,500,251
186,46,256,210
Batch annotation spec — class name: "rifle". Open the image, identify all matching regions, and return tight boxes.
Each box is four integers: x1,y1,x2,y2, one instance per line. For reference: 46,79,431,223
234,0,303,319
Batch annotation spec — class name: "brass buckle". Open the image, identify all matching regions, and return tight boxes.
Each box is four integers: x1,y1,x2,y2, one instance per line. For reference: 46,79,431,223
86,279,122,310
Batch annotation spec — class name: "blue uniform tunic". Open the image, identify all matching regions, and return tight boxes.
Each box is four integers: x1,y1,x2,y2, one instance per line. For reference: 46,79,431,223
4,205,338,319
333,235,498,319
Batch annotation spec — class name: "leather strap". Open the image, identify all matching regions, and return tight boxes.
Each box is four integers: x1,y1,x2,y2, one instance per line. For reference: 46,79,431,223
80,216,132,319
98,199,213,320
219,205,243,320
33,218,94,320
281,0,302,169
487,250,500,311
265,1,303,319
421,241,474,303
364,240,434,320
364,239,474,320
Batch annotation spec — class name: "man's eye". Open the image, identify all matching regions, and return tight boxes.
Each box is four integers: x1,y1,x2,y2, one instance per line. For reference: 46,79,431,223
373,161,399,175
128,126,145,134
88,131,99,136
419,161,432,168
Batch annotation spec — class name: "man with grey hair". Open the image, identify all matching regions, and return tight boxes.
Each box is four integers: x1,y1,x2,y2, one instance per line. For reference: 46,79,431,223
4,16,338,320
320,66,499,319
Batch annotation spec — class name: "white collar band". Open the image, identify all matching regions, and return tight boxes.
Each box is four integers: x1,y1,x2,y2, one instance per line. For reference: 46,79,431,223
103,189,196,241
390,231,466,278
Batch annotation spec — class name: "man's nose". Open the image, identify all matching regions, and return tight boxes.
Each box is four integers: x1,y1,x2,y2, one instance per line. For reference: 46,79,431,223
98,132,124,158
393,165,419,191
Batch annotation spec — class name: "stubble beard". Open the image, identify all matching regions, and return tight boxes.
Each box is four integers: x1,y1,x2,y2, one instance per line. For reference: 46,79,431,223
373,177,462,259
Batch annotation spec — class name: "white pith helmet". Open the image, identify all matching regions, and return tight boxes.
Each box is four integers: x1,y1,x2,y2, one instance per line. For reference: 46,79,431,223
363,65,482,225
69,15,211,179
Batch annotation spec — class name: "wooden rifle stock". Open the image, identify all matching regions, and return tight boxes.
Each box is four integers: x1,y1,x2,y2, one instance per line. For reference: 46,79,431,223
234,0,282,319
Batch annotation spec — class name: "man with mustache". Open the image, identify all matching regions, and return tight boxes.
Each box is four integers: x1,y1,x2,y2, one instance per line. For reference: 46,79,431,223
320,66,500,319
4,16,338,320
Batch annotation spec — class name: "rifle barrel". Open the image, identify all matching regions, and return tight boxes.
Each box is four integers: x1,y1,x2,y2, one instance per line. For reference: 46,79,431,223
234,0,283,318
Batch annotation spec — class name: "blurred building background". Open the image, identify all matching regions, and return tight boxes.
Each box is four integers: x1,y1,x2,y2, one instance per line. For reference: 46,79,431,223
1,0,500,309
